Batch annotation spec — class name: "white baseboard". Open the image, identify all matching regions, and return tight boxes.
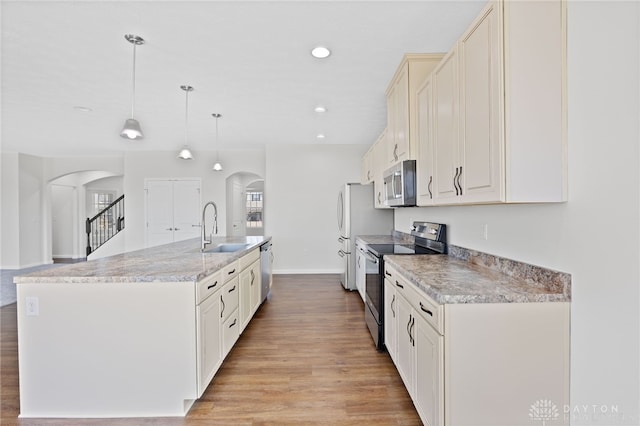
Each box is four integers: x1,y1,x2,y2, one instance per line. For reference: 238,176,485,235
273,269,342,275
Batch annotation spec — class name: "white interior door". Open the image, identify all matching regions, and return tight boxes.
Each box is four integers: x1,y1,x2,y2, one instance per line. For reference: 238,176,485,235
146,179,201,247
146,180,174,248
172,180,201,242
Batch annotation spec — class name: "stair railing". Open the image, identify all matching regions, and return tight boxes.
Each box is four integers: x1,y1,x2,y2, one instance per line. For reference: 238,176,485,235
86,195,125,256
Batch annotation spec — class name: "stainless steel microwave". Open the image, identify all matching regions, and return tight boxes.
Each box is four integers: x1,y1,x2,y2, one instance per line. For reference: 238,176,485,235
383,160,416,207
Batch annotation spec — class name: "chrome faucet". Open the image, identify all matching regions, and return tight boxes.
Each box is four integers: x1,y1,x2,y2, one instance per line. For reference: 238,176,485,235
201,201,218,251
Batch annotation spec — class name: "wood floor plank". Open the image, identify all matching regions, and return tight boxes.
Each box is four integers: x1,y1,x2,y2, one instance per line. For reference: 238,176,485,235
0,274,421,425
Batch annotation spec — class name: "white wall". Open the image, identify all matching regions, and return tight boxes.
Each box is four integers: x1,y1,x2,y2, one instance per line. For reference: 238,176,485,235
51,185,74,258
123,150,265,252
265,144,367,273
18,154,46,268
1,153,21,268
396,2,639,423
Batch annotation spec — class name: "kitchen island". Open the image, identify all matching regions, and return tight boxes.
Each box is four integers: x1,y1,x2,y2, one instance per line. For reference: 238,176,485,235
14,236,271,418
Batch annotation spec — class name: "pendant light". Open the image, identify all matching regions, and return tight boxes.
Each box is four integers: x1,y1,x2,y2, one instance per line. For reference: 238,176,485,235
120,34,145,140
212,113,223,171
177,85,195,160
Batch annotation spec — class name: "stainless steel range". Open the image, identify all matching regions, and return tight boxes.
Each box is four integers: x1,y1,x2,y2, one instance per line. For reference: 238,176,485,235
363,221,447,351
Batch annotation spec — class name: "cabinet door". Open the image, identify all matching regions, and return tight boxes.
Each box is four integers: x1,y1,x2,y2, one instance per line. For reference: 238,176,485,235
388,65,409,165
384,279,398,363
413,313,444,426
222,309,240,358
396,296,414,393
361,147,374,185
239,268,252,332
416,76,435,206
355,248,365,302
372,131,391,209
196,294,221,397
459,1,504,203
432,48,460,204
249,261,261,315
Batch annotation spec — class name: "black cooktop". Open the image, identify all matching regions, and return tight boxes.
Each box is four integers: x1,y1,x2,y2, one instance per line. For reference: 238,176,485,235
367,243,441,257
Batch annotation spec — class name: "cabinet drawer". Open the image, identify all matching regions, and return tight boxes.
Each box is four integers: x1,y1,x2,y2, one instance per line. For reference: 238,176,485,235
196,270,222,304
220,276,239,321
386,264,443,334
222,260,239,282
222,309,240,357
239,248,260,270
411,290,443,335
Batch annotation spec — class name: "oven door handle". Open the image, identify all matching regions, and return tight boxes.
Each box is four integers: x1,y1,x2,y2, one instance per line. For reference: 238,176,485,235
364,250,379,264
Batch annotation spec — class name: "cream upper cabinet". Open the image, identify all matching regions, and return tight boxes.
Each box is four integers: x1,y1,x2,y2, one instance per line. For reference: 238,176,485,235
428,0,566,205
386,54,443,168
457,1,503,203
360,145,374,185
416,76,435,206
372,130,392,209
432,48,460,204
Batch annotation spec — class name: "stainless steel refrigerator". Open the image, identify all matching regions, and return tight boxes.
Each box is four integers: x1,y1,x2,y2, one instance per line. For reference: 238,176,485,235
337,183,393,290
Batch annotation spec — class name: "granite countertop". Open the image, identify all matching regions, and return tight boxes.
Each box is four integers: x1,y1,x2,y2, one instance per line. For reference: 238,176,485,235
14,236,271,284
356,232,414,246
384,254,570,305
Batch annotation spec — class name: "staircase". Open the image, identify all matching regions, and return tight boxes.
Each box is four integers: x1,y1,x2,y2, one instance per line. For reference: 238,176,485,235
86,195,124,256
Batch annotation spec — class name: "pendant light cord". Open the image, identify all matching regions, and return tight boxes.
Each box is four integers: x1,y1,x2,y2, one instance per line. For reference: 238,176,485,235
131,42,137,119
185,89,189,144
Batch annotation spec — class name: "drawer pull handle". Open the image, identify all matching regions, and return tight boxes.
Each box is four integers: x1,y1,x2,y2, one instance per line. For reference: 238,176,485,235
395,280,404,289
229,319,237,328
207,281,218,290
420,302,433,316
228,285,236,293
228,268,236,275
385,271,392,277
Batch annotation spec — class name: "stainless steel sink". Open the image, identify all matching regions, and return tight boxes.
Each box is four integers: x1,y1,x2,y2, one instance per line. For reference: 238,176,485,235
202,243,249,253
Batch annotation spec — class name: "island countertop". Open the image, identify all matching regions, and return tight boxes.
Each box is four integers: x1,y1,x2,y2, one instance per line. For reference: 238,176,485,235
14,236,271,284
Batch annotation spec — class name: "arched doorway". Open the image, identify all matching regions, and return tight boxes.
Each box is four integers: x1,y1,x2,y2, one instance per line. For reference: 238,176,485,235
225,172,264,237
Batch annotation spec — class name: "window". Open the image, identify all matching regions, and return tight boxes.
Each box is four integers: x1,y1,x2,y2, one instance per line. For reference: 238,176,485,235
246,191,263,228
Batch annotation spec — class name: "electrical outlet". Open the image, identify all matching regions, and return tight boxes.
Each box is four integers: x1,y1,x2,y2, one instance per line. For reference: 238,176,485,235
483,224,489,241
25,297,39,316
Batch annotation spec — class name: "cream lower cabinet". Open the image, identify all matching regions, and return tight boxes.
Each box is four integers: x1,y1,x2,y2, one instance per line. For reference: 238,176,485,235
355,242,366,302
220,275,239,358
239,249,261,332
196,270,223,397
383,278,397,360
385,264,570,426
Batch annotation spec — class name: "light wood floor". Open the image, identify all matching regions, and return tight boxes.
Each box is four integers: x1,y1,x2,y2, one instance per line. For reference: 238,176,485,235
0,274,421,425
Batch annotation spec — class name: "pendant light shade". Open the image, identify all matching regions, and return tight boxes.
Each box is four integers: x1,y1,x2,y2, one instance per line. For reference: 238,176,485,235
212,113,223,171
177,85,195,160
120,34,145,140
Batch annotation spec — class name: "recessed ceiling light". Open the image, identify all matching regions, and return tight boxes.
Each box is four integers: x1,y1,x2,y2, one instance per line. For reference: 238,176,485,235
316,133,326,140
311,46,331,59
73,106,93,112
314,105,327,113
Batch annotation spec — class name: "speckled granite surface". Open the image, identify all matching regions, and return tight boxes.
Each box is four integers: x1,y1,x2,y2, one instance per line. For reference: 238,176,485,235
14,236,270,284
356,231,414,246
385,252,571,305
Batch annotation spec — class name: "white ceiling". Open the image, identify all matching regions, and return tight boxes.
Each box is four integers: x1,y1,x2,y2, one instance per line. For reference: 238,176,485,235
1,0,486,157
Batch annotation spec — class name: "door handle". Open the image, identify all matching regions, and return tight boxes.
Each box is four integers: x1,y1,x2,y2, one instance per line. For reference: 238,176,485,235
428,175,433,199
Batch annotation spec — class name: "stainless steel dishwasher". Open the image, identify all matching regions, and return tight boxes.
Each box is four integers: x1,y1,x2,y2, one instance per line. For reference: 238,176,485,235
260,241,273,302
